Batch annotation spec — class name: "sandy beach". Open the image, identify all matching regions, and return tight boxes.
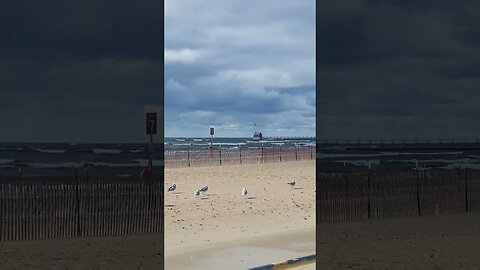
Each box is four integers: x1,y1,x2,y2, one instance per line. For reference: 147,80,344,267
0,160,315,270
317,214,480,269
2,214,480,269
4,158,479,269
164,160,316,269
2,154,480,270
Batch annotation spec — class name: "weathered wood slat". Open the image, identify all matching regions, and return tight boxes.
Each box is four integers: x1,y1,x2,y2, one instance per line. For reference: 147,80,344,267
0,175,163,241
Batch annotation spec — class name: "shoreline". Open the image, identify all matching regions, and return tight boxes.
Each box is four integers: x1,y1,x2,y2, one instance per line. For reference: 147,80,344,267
165,226,315,270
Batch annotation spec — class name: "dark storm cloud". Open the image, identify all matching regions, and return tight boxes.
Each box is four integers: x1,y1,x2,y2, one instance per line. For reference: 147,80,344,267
317,0,480,140
0,0,162,60
0,0,162,142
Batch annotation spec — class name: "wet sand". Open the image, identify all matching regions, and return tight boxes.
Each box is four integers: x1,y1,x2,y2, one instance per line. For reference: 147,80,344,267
166,227,315,270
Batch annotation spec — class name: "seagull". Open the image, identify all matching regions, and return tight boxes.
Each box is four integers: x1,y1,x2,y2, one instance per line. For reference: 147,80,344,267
199,185,208,193
168,183,176,192
241,187,248,197
288,180,296,188
194,190,200,197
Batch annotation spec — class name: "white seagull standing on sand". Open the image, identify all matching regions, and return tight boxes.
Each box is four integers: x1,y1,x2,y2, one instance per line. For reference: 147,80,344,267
288,180,296,188
194,189,200,197
199,185,208,194
168,183,176,192
241,187,248,197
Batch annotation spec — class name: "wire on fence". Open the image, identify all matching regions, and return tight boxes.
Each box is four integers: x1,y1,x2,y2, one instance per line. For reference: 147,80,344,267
164,146,315,168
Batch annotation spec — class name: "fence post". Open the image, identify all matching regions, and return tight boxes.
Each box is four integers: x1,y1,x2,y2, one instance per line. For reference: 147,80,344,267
261,145,264,163
148,181,152,212
75,168,81,236
279,147,282,162
465,166,469,213
295,146,298,161
416,168,421,216
219,147,222,166
239,146,242,164
343,163,349,191
367,168,371,219
0,180,2,241
187,147,190,167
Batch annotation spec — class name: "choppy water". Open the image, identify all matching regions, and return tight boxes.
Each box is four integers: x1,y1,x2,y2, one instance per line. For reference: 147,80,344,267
1,139,478,176
164,137,315,149
317,142,480,172
0,142,162,177
0,137,315,176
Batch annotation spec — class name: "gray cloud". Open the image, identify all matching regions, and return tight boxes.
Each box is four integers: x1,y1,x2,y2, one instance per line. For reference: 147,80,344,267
165,0,315,137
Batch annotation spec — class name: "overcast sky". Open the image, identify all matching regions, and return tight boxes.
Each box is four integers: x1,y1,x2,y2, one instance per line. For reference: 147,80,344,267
318,0,480,140
165,0,315,138
3,1,479,142
0,0,162,143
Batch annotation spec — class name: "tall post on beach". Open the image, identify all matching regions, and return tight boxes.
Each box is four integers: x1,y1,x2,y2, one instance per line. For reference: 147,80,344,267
210,126,214,146
146,112,157,173
149,133,153,170
145,112,157,214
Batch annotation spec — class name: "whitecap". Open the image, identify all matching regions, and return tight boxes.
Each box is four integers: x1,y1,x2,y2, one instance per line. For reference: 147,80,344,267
92,149,122,154
35,148,67,154
0,158,15,165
